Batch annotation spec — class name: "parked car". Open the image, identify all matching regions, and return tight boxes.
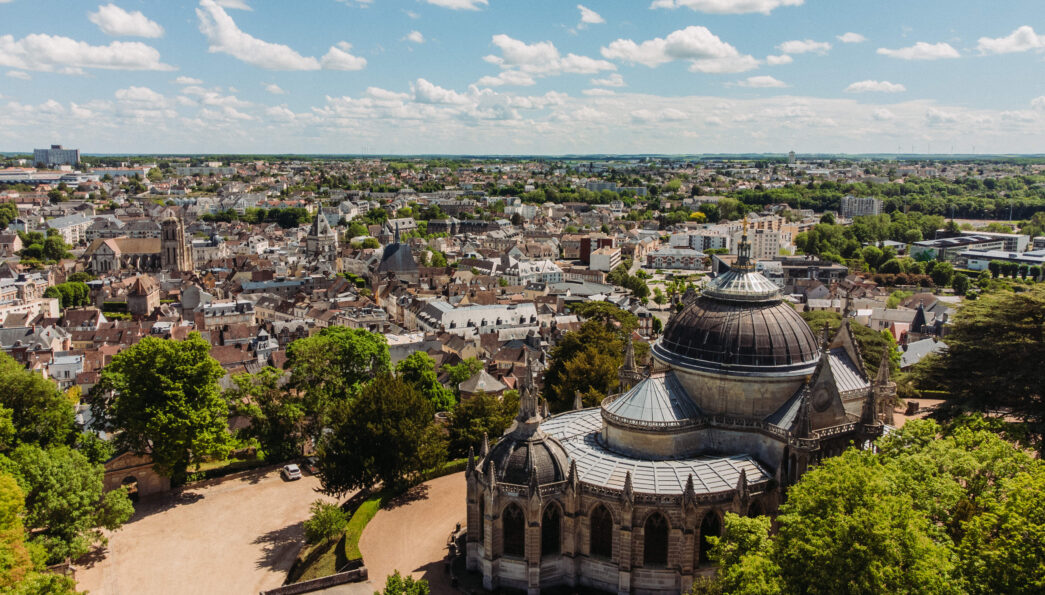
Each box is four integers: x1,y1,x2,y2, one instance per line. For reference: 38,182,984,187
303,457,319,475
281,464,302,481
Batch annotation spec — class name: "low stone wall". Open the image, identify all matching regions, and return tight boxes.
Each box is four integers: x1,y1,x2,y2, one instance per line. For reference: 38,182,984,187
260,564,367,595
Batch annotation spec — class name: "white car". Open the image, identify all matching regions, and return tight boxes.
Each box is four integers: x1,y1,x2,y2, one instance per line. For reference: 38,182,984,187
281,464,302,481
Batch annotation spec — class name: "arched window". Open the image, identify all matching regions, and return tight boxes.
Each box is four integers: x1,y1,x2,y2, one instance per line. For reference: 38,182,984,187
590,504,613,559
541,503,561,557
502,503,525,557
643,513,669,567
699,512,721,565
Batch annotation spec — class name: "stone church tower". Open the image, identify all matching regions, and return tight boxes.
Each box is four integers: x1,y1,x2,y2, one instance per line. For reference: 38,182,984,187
161,210,192,273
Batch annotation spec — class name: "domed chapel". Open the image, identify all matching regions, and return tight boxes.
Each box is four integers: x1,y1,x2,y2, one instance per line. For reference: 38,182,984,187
465,226,896,594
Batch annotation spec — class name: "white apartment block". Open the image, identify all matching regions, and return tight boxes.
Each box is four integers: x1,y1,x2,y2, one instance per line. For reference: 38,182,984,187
840,196,882,219
589,246,622,272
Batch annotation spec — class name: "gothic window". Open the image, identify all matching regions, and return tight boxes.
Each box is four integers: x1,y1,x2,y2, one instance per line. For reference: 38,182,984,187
643,513,669,567
589,504,613,559
699,512,721,565
541,503,561,557
478,498,485,547
502,503,525,558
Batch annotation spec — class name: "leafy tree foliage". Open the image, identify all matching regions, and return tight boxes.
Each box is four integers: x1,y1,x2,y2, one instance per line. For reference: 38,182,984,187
17,232,72,263
316,374,444,496
910,286,1045,447
0,202,17,229
0,445,133,563
0,473,78,594
543,320,625,412
447,391,518,458
303,500,348,545
799,311,901,375
43,282,90,310
396,352,455,412
376,570,430,595
0,352,75,451
227,367,304,462
94,333,232,482
441,358,484,393
287,326,390,436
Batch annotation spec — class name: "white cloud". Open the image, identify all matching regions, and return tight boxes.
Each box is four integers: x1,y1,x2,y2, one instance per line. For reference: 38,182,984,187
88,4,164,38
425,0,487,10
766,54,792,65
265,105,296,121
197,0,319,69
630,108,688,122
0,33,173,72
115,86,165,104
405,30,424,44
872,108,894,120
174,76,202,85
197,0,364,71
6,70,30,80
837,32,867,44
412,78,470,105
577,5,605,25
1032,96,1045,110
845,80,906,93
180,84,251,108
476,70,536,87
321,42,367,71
214,0,251,9
650,0,803,15
777,39,831,54
926,107,960,125
877,42,960,60
485,34,615,80
591,73,625,87
583,88,615,96
737,75,787,88
265,83,285,95
601,26,758,73
976,26,1045,55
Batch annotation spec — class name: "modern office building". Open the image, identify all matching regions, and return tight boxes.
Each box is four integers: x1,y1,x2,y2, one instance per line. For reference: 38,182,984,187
33,145,80,167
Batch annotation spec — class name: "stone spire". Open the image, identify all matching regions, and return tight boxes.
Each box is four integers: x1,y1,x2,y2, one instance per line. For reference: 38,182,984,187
618,334,644,393
394,221,401,244
872,349,897,425
573,389,583,411
507,349,543,439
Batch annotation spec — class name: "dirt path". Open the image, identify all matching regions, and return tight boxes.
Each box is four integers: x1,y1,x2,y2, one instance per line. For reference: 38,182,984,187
76,466,341,595
358,472,466,594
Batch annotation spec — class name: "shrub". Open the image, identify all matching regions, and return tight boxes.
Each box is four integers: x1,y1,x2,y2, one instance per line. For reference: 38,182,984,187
304,500,349,544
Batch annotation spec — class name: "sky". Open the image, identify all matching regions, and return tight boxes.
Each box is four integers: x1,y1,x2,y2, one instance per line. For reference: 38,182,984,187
0,0,1043,155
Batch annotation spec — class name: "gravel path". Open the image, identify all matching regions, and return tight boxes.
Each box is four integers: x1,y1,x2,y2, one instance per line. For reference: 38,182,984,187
76,466,340,595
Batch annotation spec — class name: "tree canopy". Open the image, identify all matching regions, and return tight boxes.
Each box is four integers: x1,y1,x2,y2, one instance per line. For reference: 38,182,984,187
94,333,231,482
227,366,303,462
0,352,75,451
395,352,455,412
316,373,444,496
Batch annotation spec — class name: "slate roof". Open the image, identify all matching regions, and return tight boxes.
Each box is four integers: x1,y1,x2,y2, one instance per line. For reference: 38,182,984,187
541,409,769,495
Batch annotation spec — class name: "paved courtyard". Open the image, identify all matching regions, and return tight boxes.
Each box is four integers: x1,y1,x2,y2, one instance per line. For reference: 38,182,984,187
76,466,341,595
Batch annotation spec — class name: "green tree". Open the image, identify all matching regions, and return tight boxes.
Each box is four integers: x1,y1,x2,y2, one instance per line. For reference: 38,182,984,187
302,500,348,544
0,353,74,451
543,320,626,412
911,286,1045,449
376,570,430,595
287,326,390,436
0,202,17,229
447,391,518,458
94,333,232,483
227,367,304,462
395,352,455,412
0,473,78,594
988,260,1003,279
931,261,955,287
442,358,485,392
958,468,1045,595
1,445,133,563
951,273,970,295
708,514,782,595
316,374,444,496
770,449,960,594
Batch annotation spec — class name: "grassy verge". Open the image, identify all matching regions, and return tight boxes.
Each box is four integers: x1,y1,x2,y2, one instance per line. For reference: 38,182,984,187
286,457,467,584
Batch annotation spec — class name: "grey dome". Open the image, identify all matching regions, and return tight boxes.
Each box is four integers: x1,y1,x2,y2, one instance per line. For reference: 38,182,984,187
485,434,569,486
657,270,820,371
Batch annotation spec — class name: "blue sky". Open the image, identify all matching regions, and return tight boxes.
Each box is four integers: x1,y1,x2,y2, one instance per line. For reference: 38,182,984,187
1,0,1043,154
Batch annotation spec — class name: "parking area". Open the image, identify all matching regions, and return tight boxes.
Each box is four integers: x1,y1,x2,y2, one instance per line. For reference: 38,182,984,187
76,465,341,595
